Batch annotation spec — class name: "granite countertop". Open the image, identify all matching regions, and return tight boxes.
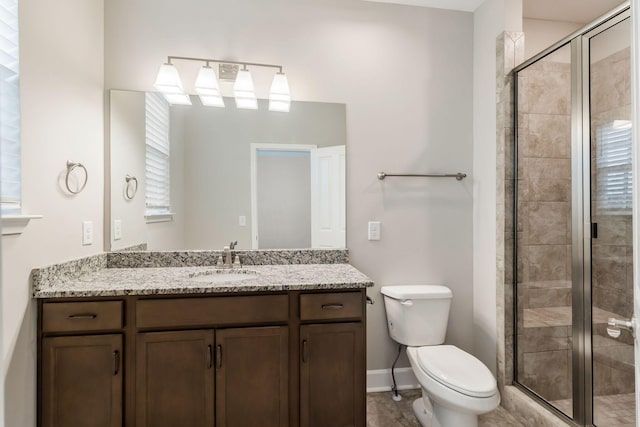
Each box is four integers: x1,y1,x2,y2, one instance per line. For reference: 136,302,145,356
33,263,374,298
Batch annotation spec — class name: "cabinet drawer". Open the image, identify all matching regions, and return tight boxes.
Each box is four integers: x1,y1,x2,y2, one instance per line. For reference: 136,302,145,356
300,292,362,321
42,301,124,333
136,295,288,329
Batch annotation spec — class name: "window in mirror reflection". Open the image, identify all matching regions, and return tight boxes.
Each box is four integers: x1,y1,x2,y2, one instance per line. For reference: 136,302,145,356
145,93,171,215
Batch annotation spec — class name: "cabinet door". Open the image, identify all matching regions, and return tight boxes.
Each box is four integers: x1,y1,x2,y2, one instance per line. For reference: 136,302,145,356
42,334,122,427
136,330,214,427
216,326,288,427
300,323,364,427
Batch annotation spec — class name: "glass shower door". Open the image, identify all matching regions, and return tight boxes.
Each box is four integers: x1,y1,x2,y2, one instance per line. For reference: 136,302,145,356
587,16,634,427
515,42,574,418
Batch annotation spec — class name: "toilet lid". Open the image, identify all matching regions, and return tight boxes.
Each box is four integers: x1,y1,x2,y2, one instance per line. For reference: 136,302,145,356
416,345,497,398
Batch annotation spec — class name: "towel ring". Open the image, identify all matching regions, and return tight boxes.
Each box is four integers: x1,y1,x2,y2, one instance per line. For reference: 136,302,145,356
125,175,138,200
65,160,88,194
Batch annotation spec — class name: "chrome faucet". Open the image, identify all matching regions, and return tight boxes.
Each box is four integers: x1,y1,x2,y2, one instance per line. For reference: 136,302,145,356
223,241,238,268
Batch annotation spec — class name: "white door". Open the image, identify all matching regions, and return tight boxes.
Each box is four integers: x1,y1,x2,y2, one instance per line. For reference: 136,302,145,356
310,145,346,248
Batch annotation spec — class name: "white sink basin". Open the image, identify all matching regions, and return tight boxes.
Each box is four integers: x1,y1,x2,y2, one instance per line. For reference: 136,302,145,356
187,270,257,284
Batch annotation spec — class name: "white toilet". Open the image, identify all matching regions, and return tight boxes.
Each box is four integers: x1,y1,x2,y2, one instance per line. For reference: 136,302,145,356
381,285,500,427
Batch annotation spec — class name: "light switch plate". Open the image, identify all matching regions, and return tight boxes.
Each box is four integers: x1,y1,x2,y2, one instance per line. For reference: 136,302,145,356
239,215,247,226
82,221,93,245
368,221,381,241
114,219,122,240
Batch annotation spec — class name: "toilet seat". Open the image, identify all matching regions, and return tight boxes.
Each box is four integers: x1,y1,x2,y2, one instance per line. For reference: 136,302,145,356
415,345,497,398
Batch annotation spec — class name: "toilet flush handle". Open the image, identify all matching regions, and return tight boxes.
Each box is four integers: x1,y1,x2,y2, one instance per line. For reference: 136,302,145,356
400,300,413,306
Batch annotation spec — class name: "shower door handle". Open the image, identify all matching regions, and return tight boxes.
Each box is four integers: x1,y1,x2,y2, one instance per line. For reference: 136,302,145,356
607,316,635,338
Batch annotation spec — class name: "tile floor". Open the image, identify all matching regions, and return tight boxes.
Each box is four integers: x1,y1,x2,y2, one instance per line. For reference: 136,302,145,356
551,393,636,427
367,389,524,427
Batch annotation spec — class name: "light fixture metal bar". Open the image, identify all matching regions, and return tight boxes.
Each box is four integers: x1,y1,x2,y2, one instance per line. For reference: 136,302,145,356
167,55,283,73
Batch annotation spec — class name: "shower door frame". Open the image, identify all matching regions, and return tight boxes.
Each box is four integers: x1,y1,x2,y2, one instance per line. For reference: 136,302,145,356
512,4,632,427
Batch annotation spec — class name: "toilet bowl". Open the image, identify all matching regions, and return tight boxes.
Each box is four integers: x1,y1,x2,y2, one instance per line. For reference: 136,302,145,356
381,285,500,427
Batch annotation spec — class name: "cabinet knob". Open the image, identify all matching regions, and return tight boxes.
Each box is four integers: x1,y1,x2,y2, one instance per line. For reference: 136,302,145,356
321,304,344,310
301,339,308,363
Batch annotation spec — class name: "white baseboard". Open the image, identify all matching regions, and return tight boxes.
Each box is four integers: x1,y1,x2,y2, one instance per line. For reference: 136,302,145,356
366,368,420,393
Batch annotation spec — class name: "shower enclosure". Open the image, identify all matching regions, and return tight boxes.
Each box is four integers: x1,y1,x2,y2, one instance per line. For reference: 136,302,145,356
513,4,634,426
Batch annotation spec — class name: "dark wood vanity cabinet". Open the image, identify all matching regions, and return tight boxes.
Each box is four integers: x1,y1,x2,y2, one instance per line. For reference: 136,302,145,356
38,290,365,427
136,330,215,427
299,292,366,427
216,326,289,427
41,334,123,427
300,323,365,427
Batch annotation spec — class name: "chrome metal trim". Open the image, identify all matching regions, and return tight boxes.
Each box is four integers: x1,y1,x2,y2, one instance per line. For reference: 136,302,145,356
570,36,586,426
580,28,594,427
511,1,630,73
167,55,283,73
512,69,520,388
376,172,467,181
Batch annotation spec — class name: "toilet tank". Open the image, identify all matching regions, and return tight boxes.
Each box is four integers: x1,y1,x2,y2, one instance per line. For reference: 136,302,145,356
380,285,452,347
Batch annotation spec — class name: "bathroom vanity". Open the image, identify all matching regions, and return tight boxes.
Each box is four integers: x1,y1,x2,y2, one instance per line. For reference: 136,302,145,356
33,251,372,427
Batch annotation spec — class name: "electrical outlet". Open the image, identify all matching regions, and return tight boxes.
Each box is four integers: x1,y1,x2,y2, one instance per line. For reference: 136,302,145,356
82,221,93,245
114,219,122,240
368,221,381,241
239,215,247,226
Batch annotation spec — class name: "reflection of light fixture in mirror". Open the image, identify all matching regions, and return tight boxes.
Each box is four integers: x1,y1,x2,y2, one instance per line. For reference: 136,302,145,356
155,56,290,111
233,69,258,110
153,63,192,105
269,72,291,112
194,65,224,107
613,120,632,129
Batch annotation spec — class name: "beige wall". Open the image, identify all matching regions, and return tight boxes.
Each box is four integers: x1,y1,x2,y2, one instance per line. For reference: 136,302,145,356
523,18,582,60
472,0,522,375
2,0,104,425
105,0,474,371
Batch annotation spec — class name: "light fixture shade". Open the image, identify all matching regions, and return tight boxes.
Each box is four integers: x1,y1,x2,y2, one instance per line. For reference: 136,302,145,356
269,72,291,112
154,63,185,94
613,120,632,129
233,69,258,110
195,66,221,96
161,92,192,105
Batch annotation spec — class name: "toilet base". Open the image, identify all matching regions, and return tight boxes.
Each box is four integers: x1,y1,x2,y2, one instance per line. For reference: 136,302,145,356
412,396,478,427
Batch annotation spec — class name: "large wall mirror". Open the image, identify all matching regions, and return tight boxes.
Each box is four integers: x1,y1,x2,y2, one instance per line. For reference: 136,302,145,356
108,90,347,251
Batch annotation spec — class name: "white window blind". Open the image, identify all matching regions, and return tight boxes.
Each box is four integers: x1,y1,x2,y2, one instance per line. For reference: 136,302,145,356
145,92,171,215
595,122,633,214
0,0,20,213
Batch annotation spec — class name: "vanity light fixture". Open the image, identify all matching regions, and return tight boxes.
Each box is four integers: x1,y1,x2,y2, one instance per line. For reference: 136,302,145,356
613,120,632,129
153,63,192,105
155,56,291,111
233,68,258,110
269,72,291,112
194,65,225,107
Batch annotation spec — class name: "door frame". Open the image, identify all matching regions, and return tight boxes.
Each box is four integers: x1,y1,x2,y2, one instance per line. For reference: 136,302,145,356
249,143,317,249
631,0,640,423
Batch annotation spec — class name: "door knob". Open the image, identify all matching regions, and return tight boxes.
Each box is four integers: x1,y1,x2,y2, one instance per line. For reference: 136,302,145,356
607,316,635,338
